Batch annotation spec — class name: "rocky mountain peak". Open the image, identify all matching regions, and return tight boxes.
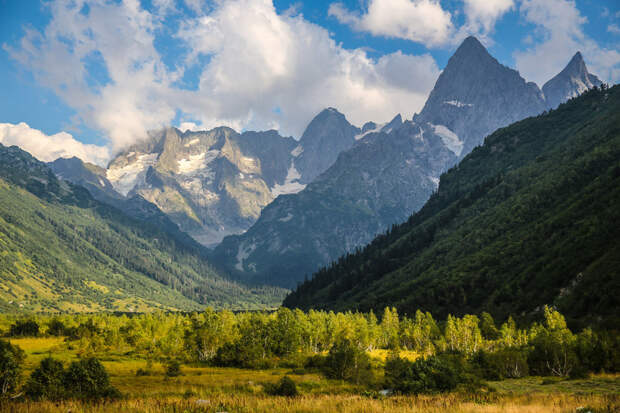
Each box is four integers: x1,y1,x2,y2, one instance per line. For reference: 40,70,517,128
452,36,493,62
381,114,403,133
542,52,602,109
416,36,547,156
295,107,360,184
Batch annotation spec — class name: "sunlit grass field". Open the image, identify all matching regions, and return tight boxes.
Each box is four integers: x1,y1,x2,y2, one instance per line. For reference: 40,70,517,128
2,337,618,413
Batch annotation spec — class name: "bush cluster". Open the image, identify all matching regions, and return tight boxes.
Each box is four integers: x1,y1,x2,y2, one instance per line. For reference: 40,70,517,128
24,356,120,401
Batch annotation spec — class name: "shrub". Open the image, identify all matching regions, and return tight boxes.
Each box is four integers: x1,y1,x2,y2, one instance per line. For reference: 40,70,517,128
63,357,119,399
528,329,578,377
267,376,298,397
9,319,40,337
165,360,182,377
0,339,25,398
323,339,373,384
214,341,274,369
24,357,65,400
472,348,529,380
135,368,151,377
384,354,471,394
46,319,66,336
304,354,326,370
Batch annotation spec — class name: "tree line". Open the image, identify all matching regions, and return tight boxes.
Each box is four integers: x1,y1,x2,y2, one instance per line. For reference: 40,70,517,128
1,306,618,400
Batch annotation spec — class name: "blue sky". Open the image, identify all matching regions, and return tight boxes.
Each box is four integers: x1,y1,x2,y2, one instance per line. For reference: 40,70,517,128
0,0,618,164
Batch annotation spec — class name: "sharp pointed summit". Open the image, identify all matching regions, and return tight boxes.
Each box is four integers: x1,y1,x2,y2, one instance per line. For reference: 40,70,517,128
416,36,547,156
294,107,360,184
453,36,493,60
542,52,602,109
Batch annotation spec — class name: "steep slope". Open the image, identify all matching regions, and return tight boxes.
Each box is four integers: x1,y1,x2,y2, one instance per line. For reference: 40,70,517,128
415,36,547,156
284,85,620,324
543,52,602,110
106,127,297,246
211,36,560,288
0,144,285,312
212,120,456,288
293,108,360,184
49,157,198,249
104,114,360,248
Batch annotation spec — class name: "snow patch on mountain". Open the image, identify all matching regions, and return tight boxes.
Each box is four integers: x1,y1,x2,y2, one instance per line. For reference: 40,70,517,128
271,162,306,197
278,212,294,222
431,124,463,156
177,153,206,174
291,145,303,157
355,123,385,140
235,241,256,272
443,100,472,108
106,153,158,196
184,138,200,147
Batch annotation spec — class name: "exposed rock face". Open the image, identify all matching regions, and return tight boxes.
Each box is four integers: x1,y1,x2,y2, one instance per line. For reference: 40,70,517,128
49,37,604,283
49,156,198,248
212,121,457,288
293,108,360,184
210,37,603,288
50,157,121,201
542,52,602,110
105,127,297,247
415,36,547,156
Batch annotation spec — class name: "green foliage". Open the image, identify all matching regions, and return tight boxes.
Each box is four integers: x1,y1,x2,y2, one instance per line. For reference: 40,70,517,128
9,320,40,337
266,376,299,397
62,357,119,400
165,360,182,377
0,143,286,312
24,357,65,400
323,339,373,385
46,319,67,337
528,307,578,377
472,348,529,380
3,307,617,394
285,86,620,324
0,339,25,398
384,354,471,394
480,312,501,340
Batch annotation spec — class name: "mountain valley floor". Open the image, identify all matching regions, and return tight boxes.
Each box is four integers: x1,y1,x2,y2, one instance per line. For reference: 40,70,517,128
2,336,618,413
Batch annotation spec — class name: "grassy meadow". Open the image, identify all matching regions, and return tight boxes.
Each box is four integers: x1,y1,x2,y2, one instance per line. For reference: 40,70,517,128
2,336,618,413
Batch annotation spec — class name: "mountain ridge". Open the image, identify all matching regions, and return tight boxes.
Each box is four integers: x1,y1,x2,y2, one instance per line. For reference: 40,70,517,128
283,85,620,324
0,143,286,312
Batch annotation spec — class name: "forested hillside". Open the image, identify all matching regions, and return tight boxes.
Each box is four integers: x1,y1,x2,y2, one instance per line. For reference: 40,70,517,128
284,85,620,325
0,144,285,312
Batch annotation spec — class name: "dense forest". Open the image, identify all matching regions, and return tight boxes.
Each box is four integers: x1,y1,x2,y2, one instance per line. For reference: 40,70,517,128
0,144,285,312
284,85,620,326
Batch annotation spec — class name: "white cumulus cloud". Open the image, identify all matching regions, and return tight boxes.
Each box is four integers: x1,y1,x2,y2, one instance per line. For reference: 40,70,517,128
0,122,110,166
6,0,441,151
328,0,454,46
462,0,514,35
514,0,620,86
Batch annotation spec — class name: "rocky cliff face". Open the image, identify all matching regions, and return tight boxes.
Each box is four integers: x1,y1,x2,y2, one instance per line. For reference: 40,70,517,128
210,37,604,288
415,36,547,156
294,108,360,184
211,119,457,287
542,52,602,110
49,156,200,249
104,127,297,246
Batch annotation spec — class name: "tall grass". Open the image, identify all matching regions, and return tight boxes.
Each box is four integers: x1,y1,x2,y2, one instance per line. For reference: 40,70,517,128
2,393,618,413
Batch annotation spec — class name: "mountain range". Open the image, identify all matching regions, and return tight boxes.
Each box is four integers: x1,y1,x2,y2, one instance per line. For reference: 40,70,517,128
0,143,285,312
283,84,620,324
210,37,604,288
20,36,607,302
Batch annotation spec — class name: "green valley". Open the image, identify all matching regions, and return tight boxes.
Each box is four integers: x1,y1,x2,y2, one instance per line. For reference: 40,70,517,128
0,144,286,312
